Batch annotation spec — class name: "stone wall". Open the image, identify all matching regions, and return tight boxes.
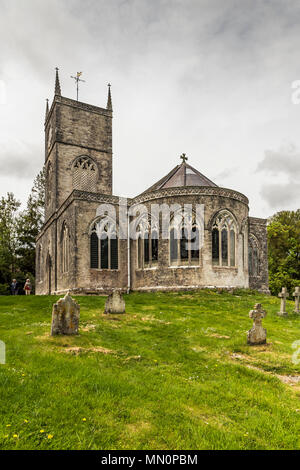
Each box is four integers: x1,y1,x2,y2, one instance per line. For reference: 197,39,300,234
130,187,250,291
36,191,128,295
36,187,270,295
70,198,128,295
248,217,270,293
44,95,112,223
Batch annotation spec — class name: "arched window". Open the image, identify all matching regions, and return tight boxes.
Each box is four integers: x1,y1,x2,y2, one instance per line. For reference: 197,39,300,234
61,223,70,273
72,156,98,192
46,252,52,294
136,216,159,269
211,211,237,267
37,244,42,281
46,161,53,206
249,234,259,276
169,213,201,266
90,218,118,270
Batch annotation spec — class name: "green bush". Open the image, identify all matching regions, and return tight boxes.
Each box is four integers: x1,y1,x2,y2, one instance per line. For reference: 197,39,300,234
0,283,10,295
269,271,300,298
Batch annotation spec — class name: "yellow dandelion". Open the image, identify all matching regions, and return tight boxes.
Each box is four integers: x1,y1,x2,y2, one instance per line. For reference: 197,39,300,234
13,434,18,439
47,434,54,439
6,424,11,427
40,429,45,433
24,419,28,423
82,418,87,422
22,374,26,377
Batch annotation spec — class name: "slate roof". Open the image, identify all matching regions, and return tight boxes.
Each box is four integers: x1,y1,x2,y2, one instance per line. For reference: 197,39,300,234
142,161,218,194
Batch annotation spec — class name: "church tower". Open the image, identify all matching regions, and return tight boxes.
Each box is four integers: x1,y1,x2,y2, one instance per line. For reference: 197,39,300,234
44,68,113,221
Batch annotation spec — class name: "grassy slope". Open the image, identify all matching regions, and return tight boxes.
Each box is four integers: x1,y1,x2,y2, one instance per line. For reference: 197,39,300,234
0,290,299,450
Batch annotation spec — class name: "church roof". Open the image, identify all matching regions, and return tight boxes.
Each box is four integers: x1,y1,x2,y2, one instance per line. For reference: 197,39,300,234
142,159,218,194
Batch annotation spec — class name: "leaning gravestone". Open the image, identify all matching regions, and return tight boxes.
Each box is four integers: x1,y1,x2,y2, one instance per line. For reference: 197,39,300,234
278,287,288,316
51,292,80,336
247,303,267,345
293,287,300,314
104,290,125,314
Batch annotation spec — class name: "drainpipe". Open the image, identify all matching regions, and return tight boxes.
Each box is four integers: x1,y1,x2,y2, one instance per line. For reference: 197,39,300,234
127,210,131,294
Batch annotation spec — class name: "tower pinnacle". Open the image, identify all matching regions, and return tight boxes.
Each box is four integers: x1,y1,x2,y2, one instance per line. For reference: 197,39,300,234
45,98,49,121
55,67,61,96
107,83,112,111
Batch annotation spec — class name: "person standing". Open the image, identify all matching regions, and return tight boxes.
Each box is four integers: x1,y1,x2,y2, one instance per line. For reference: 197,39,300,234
24,279,32,296
11,279,18,295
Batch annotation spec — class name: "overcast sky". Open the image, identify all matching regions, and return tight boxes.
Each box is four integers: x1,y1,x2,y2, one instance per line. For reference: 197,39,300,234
0,0,299,217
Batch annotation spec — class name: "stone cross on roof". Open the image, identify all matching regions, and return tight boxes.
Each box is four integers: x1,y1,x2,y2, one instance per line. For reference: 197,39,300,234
180,153,188,163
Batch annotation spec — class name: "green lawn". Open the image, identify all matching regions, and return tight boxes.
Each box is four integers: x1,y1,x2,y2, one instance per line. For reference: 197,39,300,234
0,290,299,450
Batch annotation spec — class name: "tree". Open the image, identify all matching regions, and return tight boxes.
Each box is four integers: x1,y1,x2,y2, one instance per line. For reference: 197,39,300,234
0,192,21,287
267,210,300,296
16,168,45,279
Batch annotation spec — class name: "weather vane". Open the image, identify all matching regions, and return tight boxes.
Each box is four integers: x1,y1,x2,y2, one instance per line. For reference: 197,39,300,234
70,72,86,101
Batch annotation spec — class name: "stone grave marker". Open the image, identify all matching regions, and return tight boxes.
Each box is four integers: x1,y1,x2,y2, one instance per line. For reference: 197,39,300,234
278,287,289,316
104,290,125,314
293,287,300,314
51,292,80,335
247,303,267,345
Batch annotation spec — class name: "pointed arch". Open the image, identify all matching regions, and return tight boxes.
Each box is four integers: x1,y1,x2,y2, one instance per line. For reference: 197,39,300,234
136,214,159,269
89,216,118,270
249,233,260,276
211,210,237,267
37,244,42,281
46,252,52,294
61,222,70,274
169,209,201,266
72,156,98,192
46,161,53,206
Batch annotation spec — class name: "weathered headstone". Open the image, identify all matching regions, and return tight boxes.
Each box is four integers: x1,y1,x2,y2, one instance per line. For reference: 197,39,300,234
247,303,267,345
0,340,5,364
104,290,125,314
51,292,80,335
278,287,289,316
293,287,300,314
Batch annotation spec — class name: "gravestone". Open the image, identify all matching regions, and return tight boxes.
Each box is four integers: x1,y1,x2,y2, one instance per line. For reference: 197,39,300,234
51,292,80,335
0,340,5,364
293,287,300,314
278,287,289,316
247,303,267,345
104,290,125,314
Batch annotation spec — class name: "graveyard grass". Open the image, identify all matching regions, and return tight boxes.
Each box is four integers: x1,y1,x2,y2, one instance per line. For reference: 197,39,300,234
0,290,300,450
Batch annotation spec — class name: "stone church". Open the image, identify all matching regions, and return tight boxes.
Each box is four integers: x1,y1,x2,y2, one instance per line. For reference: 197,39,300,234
36,70,269,295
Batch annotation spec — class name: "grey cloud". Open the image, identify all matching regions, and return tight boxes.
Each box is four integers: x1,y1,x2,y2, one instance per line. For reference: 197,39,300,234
257,145,300,180
260,182,300,209
0,143,42,179
257,144,300,208
213,167,237,181
1,0,300,217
